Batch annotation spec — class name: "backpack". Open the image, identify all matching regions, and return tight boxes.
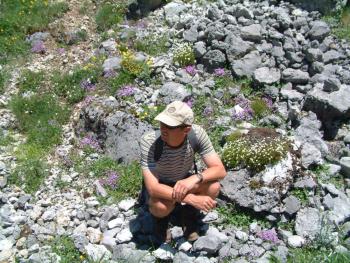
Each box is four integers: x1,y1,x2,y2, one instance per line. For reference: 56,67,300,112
138,129,200,206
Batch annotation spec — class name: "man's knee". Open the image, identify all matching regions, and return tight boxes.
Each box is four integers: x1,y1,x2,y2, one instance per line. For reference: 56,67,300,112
148,198,175,218
207,181,220,197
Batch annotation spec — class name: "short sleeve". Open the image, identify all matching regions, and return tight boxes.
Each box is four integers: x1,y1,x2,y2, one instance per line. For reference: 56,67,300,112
193,125,216,157
140,132,156,171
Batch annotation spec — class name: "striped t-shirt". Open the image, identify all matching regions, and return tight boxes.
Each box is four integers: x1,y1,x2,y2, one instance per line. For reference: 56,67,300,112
140,124,216,183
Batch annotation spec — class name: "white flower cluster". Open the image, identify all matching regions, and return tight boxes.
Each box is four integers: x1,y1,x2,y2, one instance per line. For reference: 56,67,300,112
222,136,289,172
172,42,195,67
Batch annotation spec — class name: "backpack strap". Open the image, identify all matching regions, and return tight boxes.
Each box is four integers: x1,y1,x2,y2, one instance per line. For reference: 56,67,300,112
154,130,163,162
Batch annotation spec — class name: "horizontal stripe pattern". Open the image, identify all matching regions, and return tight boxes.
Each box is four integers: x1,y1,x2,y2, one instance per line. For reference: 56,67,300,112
140,124,215,182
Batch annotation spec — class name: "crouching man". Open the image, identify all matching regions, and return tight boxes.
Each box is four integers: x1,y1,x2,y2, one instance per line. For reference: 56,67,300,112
140,101,227,243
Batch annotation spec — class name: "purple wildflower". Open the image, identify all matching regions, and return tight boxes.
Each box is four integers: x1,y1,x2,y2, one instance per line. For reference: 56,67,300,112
80,135,100,150
31,40,46,54
262,96,273,110
117,85,136,97
185,65,197,76
80,79,96,91
103,69,116,78
257,228,279,243
184,97,194,108
203,106,213,116
57,48,65,55
232,95,253,121
136,20,148,29
99,171,119,189
214,68,225,76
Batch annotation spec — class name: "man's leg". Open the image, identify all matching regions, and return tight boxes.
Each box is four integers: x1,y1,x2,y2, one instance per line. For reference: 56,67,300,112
149,197,175,244
181,181,221,241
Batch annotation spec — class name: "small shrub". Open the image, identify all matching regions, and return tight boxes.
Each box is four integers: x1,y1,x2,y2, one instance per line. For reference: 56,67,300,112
173,42,195,67
18,70,44,94
251,98,271,119
0,0,68,63
10,94,70,149
134,33,169,56
216,203,270,230
51,236,81,263
214,75,235,90
222,128,290,172
95,2,126,32
9,158,48,193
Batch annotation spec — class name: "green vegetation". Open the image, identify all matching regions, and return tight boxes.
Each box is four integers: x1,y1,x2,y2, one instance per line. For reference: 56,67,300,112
172,42,196,67
324,6,350,42
51,236,81,263
10,94,70,149
95,1,127,32
214,75,236,90
0,69,7,94
134,104,165,127
217,203,270,230
0,130,13,146
134,33,170,56
0,0,69,64
9,158,48,194
18,70,44,94
290,189,309,205
51,65,102,104
108,71,135,95
222,128,290,172
89,156,143,202
251,98,271,119
285,248,350,263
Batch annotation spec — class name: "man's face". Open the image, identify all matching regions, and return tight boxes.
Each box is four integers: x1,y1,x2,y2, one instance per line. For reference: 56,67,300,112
159,122,186,143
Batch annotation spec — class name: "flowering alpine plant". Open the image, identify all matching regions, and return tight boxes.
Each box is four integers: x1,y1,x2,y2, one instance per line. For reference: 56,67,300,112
262,96,273,110
80,79,96,91
203,106,214,116
81,96,94,107
31,40,46,54
232,95,253,121
185,65,197,76
103,69,116,78
184,97,194,108
57,48,65,55
214,68,225,76
257,228,279,243
117,85,136,97
99,171,119,189
80,135,100,150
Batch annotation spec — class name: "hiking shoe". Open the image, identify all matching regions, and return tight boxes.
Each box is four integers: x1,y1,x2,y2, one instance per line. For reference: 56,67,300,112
181,205,200,242
154,215,171,244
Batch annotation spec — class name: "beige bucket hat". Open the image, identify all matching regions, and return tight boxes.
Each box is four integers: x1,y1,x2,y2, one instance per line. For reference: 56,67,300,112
155,101,194,127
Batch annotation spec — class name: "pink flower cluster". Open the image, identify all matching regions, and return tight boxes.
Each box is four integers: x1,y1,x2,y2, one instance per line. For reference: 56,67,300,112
257,228,279,243
31,41,46,54
232,96,253,121
185,65,197,76
117,85,136,97
99,171,119,189
80,134,100,150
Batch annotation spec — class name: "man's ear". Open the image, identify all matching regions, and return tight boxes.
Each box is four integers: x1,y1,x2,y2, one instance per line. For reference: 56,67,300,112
183,126,191,135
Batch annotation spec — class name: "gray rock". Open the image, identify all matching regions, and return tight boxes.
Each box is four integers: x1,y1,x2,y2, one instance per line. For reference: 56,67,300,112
259,115,283,128
295,84,313,94
295,208,321,240
282,68,310,84
308,20,331,41
323,50,346,64
85,243,112,262
192,235,222,255
119,199,136,212
300,142,323,169
239,244,265,258
128,0,163,18
240,24,263,42
294,176,317,189
173,251,195,263
103,57,122,72
202,49,226,73
323,77,342,92
253,67,281,85
340,157,350,177
164,2,187,26
231,5,254,19
159,82,190,104
294,112,329,156
116,228,133,243
231,51,262,78
183,26,198,43
225,34,254,61
26,32,50,44
99,38,117,53
288,235,306,248
206,22,226,42
194,41,206,59
72,234,89,253
17,194,31,209
280,89,304,102
219,242,238,260
284,195,301,215
305,48,323,63
153,243,176,260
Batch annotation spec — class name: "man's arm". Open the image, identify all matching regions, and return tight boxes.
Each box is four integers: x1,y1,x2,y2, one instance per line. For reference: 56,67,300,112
142,169,175,201
172,152,226,201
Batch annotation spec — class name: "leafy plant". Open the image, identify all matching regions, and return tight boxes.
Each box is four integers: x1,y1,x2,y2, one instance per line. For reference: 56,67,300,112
0,0,68,64
323,6,350,42
172,42,195,67
286,247,350,263
10,94,70,149
51,236,81,263
290,189,309,205
0,69,7,94
108,71,135,95
18,70,44,94
222,128,290,172
251,98,271,119
95,2,126,32
9,158,48,193
214,75,236,90
216,203,270,230
134,33,169,56
134,105,165,127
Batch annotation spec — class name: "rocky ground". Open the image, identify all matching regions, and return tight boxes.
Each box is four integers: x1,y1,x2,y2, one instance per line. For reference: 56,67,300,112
1,0,350,262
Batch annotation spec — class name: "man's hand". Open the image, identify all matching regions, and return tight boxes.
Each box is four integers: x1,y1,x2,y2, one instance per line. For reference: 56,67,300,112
186,194,217,213
172,175,199,202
